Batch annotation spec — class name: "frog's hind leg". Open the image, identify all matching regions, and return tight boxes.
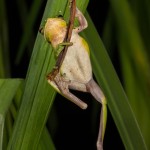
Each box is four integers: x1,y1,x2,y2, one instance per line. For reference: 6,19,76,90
86,79,107,150
69,78,107,150
54,74,88,109
68,80,87,92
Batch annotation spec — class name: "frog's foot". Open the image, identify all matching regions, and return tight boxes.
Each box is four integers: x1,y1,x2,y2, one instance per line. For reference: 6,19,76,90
47,66,59,81
54,74,87,109
74,7,88,33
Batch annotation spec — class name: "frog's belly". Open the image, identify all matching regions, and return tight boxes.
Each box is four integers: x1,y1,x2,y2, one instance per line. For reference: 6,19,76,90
60,41,92,84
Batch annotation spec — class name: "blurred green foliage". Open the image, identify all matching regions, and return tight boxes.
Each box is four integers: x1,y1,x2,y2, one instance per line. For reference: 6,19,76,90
103,0,150,149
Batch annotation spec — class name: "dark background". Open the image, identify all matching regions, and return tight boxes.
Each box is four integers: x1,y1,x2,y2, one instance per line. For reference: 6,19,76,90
6,0,124,149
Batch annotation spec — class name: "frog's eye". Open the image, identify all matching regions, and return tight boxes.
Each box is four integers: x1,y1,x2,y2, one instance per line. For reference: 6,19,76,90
39,27,44,35
56,14,64,19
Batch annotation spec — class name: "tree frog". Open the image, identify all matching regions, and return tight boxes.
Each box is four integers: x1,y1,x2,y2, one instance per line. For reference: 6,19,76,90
40,7,107,150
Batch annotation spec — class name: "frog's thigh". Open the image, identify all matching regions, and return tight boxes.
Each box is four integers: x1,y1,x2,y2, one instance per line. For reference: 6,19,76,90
54,75,87,109
69,80,88,92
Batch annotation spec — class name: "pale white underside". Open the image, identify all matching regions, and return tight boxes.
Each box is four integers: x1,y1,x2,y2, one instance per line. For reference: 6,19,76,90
61,31,92,82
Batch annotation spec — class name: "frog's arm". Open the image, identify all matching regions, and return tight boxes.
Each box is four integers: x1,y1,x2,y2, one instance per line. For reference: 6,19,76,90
74,7,88,33
54,42,73,58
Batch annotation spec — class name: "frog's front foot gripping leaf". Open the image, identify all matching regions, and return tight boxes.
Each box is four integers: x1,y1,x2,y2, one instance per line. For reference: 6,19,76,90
40,6,107,150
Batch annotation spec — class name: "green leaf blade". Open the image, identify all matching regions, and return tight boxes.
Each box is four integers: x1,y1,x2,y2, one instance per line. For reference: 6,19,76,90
83,12,147,150
7,0,89,149
0,79,22,150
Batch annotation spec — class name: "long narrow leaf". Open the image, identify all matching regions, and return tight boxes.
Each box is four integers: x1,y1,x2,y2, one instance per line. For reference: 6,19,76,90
82,12,147,150
0,0,10,77
0,79,22,149
7,0,89,149
15,0,43,64
109,0,150,88
107,0,150,148
38,128,55,150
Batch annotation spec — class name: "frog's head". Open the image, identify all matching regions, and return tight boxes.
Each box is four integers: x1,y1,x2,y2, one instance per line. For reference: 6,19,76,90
43,18,67,48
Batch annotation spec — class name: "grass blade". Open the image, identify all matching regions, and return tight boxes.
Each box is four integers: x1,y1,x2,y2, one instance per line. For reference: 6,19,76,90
0,0,10,77
0,79,22,149
107,0,150,148
15,0,43,64
82,12,147,150
38,128,55,150
8,0,89,149
109,0,150,88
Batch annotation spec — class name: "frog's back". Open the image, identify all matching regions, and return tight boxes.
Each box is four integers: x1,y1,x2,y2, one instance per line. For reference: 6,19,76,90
61,31,92,83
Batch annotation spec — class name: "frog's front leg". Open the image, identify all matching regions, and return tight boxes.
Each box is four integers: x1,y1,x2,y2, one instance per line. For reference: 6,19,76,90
74,7,88,33
53,74,88,109
54,42,73,58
